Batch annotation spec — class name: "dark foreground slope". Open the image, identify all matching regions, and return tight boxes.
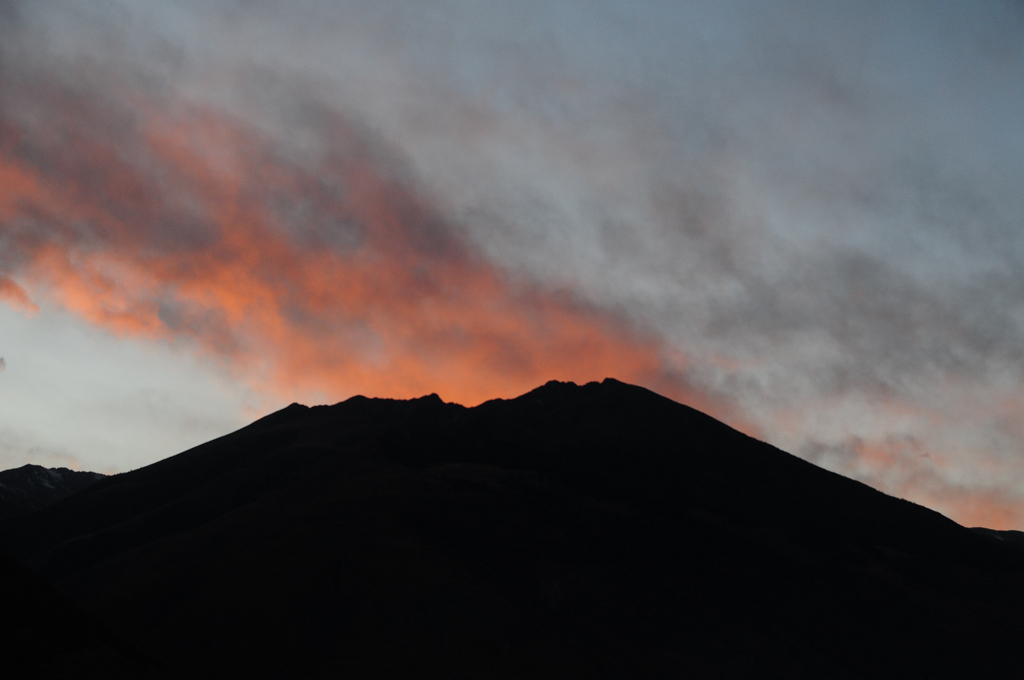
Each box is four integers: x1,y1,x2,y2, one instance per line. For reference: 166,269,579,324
0,553,155,679
2,379,1023,678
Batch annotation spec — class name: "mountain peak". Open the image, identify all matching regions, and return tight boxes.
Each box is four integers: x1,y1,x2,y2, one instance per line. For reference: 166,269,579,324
4,379,1022,677
0,465,105,517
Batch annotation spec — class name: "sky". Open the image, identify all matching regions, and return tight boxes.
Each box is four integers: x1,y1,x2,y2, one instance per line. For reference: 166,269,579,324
1,1,1024,528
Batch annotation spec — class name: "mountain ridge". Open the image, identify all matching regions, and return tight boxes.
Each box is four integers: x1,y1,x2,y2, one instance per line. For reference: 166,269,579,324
2,378,1023,678
0,463,105,518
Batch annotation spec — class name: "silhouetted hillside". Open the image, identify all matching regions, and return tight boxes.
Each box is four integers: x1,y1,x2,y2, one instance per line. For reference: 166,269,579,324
1,379,1023,678
0,465,105,518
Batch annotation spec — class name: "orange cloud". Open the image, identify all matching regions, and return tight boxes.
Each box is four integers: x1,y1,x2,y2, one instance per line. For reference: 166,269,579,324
0,86,732,416
0,276,38,316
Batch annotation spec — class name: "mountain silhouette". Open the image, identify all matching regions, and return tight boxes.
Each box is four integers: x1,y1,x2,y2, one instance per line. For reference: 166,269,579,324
1,378,1023,678
0,464,105,518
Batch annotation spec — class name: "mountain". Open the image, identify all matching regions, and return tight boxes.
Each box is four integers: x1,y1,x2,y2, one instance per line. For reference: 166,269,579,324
1,378,1023,678
0,464,105,517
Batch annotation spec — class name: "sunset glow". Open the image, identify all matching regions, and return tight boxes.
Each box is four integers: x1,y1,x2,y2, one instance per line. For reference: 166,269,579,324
2,1,1024,528
2,98,685,407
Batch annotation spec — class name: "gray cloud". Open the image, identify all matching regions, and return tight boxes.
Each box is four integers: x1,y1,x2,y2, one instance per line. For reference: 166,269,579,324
2,0,1024,524
0,427,82,471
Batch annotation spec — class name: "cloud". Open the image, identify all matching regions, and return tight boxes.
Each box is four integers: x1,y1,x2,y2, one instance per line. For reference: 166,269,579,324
0,277,38,316
0,428,83,472
0,35,736,419
2,0,1024,525
0,357,6,371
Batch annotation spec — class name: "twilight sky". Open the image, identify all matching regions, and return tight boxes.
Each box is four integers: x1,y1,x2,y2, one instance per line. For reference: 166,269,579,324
2,1,1024,528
